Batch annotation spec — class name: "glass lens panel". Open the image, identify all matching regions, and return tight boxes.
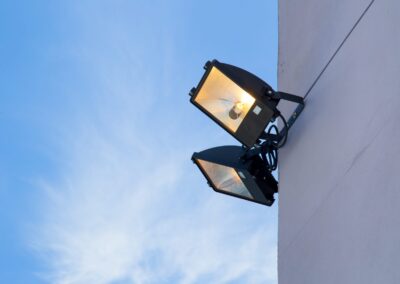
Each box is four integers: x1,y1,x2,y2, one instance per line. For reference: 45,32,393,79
195,67,256,132
197,159,253,199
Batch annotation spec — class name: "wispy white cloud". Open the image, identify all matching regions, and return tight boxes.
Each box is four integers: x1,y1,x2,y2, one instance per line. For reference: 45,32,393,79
32,113,278,284
33,142,277,284
29,2,278,283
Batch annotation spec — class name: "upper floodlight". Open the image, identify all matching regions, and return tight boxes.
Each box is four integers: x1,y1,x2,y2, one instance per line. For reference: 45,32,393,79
192,145,278,206
189,60,304,148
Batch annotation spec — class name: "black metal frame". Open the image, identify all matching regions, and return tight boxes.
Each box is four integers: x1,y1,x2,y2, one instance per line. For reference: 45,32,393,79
192,146,278,206
268,91,305,143
189,60,279,148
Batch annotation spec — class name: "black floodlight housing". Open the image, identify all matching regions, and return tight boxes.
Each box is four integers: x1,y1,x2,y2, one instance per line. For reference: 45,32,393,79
192,145,278,206
189,59,304,148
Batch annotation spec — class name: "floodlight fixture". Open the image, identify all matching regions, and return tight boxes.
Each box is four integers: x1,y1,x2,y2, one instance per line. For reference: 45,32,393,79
192,145,278,206
189,59,304,148
188,60,306,206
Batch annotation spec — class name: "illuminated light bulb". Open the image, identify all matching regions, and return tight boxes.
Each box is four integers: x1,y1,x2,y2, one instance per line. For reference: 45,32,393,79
236,102,245,110
239,92,254,105
229,102,243,119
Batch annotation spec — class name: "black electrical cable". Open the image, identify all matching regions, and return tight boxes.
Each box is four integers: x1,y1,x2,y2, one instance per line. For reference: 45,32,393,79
261,145,277,171
267,124,279,144
277,113,289,148
258,112,290,170
258,123,279,171
268,148,278,170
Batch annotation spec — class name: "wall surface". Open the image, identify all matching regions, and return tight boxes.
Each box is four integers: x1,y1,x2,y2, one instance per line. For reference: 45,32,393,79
277,0,400,283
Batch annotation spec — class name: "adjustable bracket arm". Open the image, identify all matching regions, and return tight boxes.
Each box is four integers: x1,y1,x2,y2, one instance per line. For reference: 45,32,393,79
274,92,305,132
259,91,305,146
273,91,304,105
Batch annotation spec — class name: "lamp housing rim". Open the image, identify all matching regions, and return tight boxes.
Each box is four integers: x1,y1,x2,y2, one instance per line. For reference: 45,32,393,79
189,60,280,148
192,145,278,206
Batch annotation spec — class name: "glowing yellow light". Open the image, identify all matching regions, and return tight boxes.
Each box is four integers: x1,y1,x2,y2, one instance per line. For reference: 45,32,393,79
236,102,244,110
239,92,254,105
194,67,256,132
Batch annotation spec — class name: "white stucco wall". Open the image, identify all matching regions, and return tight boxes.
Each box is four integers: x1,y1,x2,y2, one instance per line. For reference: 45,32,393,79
278,0,400,283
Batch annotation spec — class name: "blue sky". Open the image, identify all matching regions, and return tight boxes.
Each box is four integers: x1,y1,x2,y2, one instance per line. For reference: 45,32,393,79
0,1,278,283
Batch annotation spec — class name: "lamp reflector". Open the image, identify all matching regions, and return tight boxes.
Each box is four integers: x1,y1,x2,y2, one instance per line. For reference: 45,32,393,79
190,60,279,147
196,159,254,199
194,67,256,132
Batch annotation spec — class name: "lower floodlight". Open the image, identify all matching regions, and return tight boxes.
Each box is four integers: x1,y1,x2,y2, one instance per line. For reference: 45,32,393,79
189,59,304,148
192,145,278,206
